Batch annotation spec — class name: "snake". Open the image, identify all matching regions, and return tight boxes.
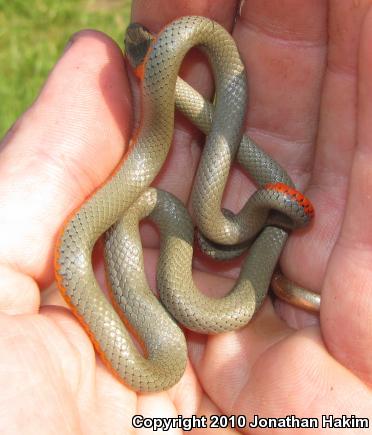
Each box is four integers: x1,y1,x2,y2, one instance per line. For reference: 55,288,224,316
54,16,317,392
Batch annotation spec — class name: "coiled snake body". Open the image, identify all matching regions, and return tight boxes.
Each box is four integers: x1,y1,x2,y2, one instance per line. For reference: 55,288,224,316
55,16,316,392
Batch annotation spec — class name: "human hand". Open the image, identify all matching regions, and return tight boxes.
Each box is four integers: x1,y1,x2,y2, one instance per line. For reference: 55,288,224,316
1,0,372,433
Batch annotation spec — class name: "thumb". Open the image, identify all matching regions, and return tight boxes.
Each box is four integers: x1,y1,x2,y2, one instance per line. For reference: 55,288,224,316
0,30,131,305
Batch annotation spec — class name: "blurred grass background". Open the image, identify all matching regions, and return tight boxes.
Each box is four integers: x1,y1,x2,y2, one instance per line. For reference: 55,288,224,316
0,0,132,138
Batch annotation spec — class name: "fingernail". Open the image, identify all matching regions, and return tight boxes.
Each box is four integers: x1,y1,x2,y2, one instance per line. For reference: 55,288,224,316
63,34,78,53
63,40,73,53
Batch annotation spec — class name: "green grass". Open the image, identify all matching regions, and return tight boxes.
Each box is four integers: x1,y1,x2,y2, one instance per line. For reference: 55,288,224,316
0,0,132,138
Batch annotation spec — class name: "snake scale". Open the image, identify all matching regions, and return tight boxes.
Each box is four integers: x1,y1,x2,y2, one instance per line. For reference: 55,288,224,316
55,16,317,392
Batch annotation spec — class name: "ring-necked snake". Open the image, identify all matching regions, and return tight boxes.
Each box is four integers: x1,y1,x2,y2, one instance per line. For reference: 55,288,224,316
55,16,318,392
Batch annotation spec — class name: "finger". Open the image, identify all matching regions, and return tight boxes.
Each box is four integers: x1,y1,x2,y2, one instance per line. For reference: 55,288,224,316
0,312,83,431
0,31,131,287
221,0,327,216
322,5,372,384
282,0,372,294
41,306,135,432
231,328,372,423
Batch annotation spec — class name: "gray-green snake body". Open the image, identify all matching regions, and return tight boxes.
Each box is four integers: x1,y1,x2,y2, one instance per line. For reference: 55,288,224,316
55,16,316,392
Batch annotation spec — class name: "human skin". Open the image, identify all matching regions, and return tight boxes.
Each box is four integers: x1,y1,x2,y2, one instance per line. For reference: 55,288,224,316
1,0,372,433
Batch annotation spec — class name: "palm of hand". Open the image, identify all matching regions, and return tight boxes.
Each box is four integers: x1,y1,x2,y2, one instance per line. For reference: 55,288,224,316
1,1,372,433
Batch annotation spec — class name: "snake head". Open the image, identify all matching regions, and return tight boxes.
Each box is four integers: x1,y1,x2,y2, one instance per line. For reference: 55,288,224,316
124,23,154,71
